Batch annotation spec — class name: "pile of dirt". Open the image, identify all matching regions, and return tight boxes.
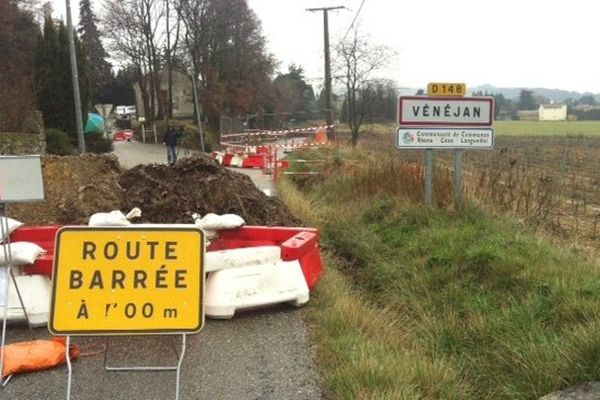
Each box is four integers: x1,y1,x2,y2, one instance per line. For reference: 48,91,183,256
119,155,301,226
8,154,124,224
9,154,301,227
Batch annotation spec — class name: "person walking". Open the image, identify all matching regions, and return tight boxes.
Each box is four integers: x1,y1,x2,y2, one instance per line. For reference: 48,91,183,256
162,126,180,165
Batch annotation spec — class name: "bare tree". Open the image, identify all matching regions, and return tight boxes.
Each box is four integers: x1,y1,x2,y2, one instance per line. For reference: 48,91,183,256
335,27,394,146
165,0,182,120
175,0,275,126
102,0,166,121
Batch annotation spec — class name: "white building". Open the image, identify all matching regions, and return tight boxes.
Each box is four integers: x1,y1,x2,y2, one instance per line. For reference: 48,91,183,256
539,104,567,121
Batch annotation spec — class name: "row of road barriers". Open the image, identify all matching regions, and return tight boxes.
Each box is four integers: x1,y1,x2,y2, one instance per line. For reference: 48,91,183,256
213,125,334,179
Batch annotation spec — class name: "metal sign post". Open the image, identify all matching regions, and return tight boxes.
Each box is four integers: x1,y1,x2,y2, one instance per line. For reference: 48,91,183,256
49,226,205,400
454,149,464,209
396,84,494,207
0,156,45,388
424,150,435,206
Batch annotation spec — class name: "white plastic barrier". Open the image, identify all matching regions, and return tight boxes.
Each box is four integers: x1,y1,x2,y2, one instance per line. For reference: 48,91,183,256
205,260,309,319
205,246,280,272
230,154,246,168
0,273,52,326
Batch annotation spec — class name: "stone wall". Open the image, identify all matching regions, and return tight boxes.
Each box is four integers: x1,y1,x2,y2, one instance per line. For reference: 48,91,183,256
0,111,46,155
0,132,44,155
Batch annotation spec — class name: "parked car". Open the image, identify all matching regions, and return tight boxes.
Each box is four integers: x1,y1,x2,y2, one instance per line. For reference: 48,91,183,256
115,105,137,120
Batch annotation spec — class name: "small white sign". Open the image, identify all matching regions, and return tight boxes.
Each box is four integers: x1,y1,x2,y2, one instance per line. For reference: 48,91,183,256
0,156,45,203
396,127,494,149
398,96,494,127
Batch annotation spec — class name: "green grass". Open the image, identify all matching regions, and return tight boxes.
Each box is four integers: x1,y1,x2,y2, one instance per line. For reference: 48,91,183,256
279,150,600,400
494,120,600,136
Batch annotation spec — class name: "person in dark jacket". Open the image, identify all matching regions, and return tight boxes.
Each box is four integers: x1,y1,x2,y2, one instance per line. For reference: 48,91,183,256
162,126,180,165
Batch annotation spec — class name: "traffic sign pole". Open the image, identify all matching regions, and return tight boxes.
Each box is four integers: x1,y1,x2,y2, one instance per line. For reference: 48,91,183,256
454,149,464,209
425,150,435,206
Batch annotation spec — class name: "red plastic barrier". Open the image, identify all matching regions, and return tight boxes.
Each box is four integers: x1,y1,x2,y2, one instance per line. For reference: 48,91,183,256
222,153,233,167
256,146,269,155
113,129,133,141
278,160,290,169
213,226,322,290
241,154,265,169
280,231,318,260
10,225,324,290
299,246,323,290
10,225,61,277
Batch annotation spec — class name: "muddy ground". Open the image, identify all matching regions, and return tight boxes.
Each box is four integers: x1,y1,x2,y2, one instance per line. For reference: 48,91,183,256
8,154,300,226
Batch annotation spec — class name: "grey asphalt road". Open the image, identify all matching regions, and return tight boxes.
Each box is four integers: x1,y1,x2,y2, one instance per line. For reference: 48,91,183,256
1,140,322,399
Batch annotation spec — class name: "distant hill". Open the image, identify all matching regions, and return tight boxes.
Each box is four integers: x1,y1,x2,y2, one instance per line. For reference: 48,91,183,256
470,84,599,102
395,85,599,103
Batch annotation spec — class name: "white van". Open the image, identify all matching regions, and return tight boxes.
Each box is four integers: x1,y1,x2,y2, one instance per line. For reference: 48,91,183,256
115,105,137,119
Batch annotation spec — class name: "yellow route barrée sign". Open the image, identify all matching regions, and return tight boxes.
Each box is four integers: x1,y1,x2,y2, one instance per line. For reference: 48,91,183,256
49,227,204,335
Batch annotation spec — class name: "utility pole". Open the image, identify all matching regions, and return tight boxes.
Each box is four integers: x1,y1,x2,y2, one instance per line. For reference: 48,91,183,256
189,70,205,152
65,0,85,153
307,6,344,140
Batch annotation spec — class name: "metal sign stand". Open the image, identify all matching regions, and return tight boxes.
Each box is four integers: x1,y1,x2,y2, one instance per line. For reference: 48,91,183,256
454,149,464,209
63,334,188,400
424,149,464,209
50,226,204,400
424,149,435,206
0,155,45,389
0,207,16,388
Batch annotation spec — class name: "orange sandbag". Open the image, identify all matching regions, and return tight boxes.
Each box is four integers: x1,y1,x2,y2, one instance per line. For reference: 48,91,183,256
1,337,80,378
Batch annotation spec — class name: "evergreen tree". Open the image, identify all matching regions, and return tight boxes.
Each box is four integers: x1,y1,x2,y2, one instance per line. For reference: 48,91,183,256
34,17,89,140
34,16,61,131
273,65,316,120
110,67,136,105
78,0,113,104
517,89,537,111
0,0,40,130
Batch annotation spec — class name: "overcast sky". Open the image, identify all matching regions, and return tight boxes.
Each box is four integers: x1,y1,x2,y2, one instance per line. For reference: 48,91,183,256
51,0,600,93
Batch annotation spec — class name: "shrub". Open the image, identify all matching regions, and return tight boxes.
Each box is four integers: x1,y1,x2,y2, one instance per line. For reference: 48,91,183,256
85,132,113,154
45,128,74,155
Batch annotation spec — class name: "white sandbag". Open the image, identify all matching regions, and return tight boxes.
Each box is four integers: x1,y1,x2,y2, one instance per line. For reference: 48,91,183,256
89,210,131,226
125,207,142,220
0,242,46,266
0,216,24,241
206,246,281,272
193,213,245,231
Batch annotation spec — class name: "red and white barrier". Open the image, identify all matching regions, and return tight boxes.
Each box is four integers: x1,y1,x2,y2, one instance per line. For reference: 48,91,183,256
10,225,324,319
220,125,334,140
213,125,334,172
205,260,309,319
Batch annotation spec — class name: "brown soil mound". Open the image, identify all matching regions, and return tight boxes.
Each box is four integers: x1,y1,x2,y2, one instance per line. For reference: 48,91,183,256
8,154,124,224
119,155,301,226
8,154,299,226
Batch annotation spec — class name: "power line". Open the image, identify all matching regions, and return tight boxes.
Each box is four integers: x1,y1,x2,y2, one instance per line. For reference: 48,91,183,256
341,0,366,42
